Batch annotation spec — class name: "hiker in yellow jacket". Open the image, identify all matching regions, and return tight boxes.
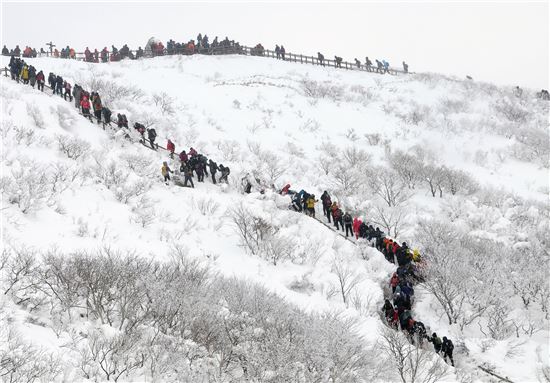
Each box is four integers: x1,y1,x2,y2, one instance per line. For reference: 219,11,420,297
161,161,173,184
306,194,318,218
20,64,29,84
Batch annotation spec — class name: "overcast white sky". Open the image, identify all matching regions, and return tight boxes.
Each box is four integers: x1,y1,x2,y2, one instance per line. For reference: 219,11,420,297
1,1,548,88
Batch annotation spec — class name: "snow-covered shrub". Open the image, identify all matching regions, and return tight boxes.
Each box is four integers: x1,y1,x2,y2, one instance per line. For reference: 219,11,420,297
26,102,46,129
364,132,381,146
56,134,91,160
216,139,241,162
367,167,411,207
378,326,450,383
54,104,78,130
49,162,81,194
192,196,220,216
13,125,37,146
115,179,152,204
493,98,529,123
389,150,425,189
343,146,371,170
421,164,448,197
299,78,343,101
256,149,287,184
442,167,479,195
92,157,129,189
228,202,277,256
151,92,175,115
120,153,157,178
512,126,549,166
299,118,320,133
6,160,51,214
369,204,408,239
331,253,363,306
0,324,62,382
131,195,156,228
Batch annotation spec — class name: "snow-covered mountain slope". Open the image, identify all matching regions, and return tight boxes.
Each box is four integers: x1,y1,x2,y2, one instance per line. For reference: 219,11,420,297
1,54,548,382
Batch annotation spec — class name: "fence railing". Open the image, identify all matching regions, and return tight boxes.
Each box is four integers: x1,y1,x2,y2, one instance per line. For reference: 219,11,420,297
4,43,408,76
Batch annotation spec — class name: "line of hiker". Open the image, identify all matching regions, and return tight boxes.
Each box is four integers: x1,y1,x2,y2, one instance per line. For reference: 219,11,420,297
383,255,454,367
5,59,231,190
7,56,44,90
160,148,229,189
282,186,455,367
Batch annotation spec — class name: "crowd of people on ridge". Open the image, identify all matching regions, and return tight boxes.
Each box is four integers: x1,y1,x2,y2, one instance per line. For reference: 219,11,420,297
5,55,231,189
2,37,407,74
282,186,455,367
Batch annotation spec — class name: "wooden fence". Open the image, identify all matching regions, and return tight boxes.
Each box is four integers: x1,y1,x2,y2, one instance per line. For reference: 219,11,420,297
4,43,408,76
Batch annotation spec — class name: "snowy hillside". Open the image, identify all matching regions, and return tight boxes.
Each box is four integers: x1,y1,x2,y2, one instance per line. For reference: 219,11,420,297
1,54,548,382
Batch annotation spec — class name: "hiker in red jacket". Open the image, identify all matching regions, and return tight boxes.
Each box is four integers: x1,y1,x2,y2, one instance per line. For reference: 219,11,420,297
167,139,175,159
189,147,198,157
80,96,92,121
179,150,188,163
280,184,291,195
36,70,45,91
390,273,399,293
353,217,362,239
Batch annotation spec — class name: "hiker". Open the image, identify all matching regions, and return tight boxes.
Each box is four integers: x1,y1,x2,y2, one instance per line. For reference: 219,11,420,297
189,147,198,157
353,216,362,239
334,56,342,68
195,161,205,182
48,72,56,93
280,184,291,195
306,194,317,217
167,139,175,159
317,52,325,66
442,337,455,366
208,159,218,183
182,163,194,188
290,193,302,212
1,45,8,55
102,107,112,126
365,56,373,71
161,161,173,184
402,61,409,73
343,212,353,237
275,45,280,59
320,191,332,222
218,164,230,183
280,45,286,60
382,60,390,73
72,85,82,108
117,114,128,129
411,320,427,342
91,93,102,124
428,333,443,354
63,81,72,101
36,70,45,91
101,47,109,63
179,150,188,163
28,66,37,88
390,273,399,293
55,75,63,95
80,96,92,121
147,128,157,150
332,204,343,231
354,58,361,68
21,64,29,84
382,299,394,322
134,122,146,142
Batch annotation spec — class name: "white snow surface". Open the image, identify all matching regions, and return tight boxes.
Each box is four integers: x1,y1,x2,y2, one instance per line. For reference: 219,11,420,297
1,54,548,382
